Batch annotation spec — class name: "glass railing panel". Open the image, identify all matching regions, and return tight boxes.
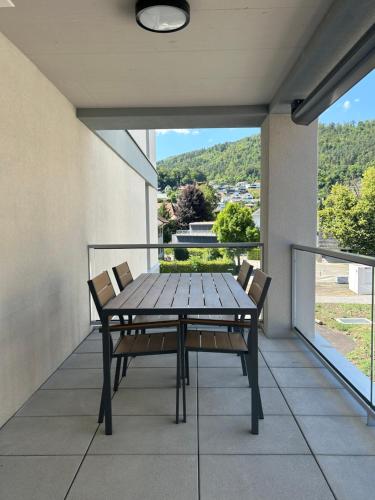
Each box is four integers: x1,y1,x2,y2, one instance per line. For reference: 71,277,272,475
293,247,374,407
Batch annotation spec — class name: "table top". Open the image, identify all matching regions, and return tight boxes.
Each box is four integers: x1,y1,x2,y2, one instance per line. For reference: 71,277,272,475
103,272,256,316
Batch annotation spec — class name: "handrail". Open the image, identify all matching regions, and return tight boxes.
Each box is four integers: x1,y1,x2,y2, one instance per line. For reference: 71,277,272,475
292,244,375,267
88,242,263,250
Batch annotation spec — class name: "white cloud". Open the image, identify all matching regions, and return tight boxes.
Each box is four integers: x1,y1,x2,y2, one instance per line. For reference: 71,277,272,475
354,98,360,102
156,129,195,135
342,100,351,110
192,130,200,135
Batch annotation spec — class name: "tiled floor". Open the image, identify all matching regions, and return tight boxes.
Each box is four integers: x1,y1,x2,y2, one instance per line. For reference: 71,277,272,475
1,329,375,500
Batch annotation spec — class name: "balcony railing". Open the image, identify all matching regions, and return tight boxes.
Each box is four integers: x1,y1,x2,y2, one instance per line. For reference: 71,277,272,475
292,244,375,415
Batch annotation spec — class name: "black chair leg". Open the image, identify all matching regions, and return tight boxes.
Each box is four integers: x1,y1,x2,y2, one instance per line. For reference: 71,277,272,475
185,350,190,385
113,357,121,392
240,353,247,376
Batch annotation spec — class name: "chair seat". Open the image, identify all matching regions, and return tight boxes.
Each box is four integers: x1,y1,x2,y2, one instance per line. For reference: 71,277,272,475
114,332,177,355
187,314,235,321
185,330,247,352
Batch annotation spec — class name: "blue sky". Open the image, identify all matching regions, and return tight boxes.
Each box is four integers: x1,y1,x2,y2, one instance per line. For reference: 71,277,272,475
156,70,374,161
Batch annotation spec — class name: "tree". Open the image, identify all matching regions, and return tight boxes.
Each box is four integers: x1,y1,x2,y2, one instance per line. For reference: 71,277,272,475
175,184,209,228
319,166,375,256
199,183,220,220
213,202,260,266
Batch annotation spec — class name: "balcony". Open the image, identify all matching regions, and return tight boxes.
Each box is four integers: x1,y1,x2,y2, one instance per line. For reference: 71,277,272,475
1,323,374,499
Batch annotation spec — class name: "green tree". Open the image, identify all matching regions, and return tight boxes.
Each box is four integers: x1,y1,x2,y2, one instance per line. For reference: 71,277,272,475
199,183,220,220
319,166,375,256
213,202,260,266
175,184,209,228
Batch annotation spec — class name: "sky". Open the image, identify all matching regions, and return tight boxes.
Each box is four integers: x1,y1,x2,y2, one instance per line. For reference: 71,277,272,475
156,70,374,162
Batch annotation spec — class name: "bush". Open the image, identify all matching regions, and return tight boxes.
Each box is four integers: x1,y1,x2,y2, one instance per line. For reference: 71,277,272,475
174,248,189,261
159,258,236,274
247,247,261,260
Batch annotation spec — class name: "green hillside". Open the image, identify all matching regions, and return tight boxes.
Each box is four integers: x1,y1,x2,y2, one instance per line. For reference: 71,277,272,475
157,120,375,199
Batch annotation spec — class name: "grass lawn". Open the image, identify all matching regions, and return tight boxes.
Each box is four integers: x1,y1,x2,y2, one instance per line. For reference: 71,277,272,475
316,303,373,378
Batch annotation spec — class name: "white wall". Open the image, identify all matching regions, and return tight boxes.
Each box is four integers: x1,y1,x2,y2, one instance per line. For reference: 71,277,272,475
0,33,157,426
261,115,317,337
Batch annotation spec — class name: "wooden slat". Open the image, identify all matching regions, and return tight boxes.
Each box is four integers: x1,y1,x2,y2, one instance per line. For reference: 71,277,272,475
148,332,164,351
163,333,178,351
137,274,169,309
202,273,221,308
222,273,255,309
131,334,151,353
237,260,252,290
229,333,248,351
189,273,205,308
155,274,180,308
211,273,237,308
119,274,159,309
185,331,201,349
201,331,216,349
114,261,133,290
104,273,149,311
214,332,232,350
172,273,190,308
114,335,136,354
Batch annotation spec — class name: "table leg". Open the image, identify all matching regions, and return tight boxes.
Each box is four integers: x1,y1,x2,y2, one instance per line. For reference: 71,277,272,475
175,318,180,424
102,315,112,435
250,312,259,435
181,316,187,423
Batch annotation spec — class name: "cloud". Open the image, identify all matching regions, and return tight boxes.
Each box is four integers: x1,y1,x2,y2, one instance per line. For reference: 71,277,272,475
342,100,351,110
156,129,197,135
354,98,360,102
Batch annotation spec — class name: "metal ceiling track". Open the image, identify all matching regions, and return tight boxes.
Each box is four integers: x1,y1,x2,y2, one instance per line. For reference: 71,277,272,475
291,24,375,125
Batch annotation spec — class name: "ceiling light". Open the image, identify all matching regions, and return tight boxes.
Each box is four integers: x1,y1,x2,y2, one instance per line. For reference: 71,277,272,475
135,1,190,33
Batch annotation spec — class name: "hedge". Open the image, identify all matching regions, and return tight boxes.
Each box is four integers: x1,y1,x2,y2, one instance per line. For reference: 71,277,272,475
159,258,236,274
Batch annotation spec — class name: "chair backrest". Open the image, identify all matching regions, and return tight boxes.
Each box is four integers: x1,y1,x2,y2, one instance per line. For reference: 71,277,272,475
88,271,116,322
112,261,133,291
237,260,253,290
248,269,272,318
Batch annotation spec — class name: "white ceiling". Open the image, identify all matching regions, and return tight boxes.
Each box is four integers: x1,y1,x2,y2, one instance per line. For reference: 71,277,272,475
0,0,333,108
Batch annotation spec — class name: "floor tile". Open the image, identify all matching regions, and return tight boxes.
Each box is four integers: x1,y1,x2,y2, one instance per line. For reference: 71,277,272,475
200,455,333,500
258,336,308,352
61,353,103,369
67,455,198,500
198,367,276,388
198,388,290,415
75,340,102,353
282,388,366,416
0,456,81,500
112,388,197,415
198,352,265,368
297,416,375,455
262,350,323,368
42,369,111,389
121,367,197,388
199,415,309,454
89,416,197,455
271,367,342,388
86,330,119,342
16,389,101,416
0,416,97,455
317,455,375,500
130,352,197,368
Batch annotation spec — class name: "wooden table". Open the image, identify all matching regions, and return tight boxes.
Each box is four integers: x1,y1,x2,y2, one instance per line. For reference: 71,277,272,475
101,273,258,434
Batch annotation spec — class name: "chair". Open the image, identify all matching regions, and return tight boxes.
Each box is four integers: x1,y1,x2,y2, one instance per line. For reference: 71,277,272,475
182,269,272,422
237,260,253,291
112,261,178,325
88,271,180,423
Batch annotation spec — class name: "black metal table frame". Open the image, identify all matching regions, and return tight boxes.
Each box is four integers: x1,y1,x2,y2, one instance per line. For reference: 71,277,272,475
100,274,259,435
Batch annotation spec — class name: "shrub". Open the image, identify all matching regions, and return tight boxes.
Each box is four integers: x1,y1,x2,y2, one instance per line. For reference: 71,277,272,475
174,248,189,261
159,258,236,274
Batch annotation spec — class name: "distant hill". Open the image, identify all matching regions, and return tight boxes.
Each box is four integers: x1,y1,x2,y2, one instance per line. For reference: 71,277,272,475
157,120,375,199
